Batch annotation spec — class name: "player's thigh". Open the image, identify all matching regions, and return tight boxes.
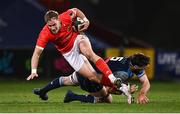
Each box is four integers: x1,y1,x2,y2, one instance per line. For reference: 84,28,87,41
81,54,96,72
79,36,99,62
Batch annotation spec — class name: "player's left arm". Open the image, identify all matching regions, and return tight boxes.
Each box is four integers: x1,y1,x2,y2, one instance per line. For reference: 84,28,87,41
137,73,150,104
70,8,90,32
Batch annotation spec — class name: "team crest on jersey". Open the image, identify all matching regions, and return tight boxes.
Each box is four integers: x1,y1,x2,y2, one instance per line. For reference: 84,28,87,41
67,26,71,32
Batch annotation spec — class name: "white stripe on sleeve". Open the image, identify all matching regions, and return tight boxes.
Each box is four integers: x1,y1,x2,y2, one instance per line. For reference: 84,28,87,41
36,45,44,50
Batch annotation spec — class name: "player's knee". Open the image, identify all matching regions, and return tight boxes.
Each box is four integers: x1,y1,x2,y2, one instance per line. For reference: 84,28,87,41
62,76,72,85
106,94,113,103
98,94,112,103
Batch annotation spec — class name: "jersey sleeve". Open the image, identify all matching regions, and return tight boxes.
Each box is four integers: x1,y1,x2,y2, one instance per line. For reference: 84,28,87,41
137,70,145,78
69,8,77,15
36,27,50,49
60,9,75,24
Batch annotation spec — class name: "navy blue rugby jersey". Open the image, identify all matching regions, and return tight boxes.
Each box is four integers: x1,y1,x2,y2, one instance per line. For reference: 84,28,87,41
105,57,145,81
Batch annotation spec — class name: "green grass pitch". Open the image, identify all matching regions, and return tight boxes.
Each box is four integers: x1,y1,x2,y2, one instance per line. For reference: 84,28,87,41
0,79,180,113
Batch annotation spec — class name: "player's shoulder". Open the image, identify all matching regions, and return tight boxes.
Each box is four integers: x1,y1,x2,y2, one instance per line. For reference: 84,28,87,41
39,25,53,38
108,57,130,67
60,9,74,18
60,11,73,24
40,25,49,34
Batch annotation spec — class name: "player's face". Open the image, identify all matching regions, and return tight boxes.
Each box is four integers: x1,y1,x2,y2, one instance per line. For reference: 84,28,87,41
47,17,61,34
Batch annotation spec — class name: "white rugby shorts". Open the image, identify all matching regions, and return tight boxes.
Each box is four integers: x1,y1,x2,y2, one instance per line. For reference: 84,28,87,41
62,34,87,71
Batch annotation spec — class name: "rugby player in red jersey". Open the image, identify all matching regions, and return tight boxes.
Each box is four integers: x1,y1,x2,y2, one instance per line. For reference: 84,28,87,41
26,8,121,88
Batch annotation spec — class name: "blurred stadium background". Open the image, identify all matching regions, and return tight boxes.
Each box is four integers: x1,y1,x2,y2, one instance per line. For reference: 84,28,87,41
0,0,180,113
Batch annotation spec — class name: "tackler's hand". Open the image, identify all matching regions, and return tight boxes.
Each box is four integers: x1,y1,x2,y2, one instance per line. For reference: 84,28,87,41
137,94,149,104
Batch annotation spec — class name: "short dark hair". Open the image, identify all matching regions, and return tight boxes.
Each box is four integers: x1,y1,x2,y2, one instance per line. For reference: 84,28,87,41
130,53,150,68
44,10,59,23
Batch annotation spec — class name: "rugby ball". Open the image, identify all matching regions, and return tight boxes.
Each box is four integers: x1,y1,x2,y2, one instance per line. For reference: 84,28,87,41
73,17,84,32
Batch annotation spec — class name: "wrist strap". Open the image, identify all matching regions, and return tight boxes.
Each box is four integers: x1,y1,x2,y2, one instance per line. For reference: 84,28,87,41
31,69,37,74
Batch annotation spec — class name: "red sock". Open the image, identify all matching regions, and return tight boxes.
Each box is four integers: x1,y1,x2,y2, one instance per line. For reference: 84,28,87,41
95,58,112,77
96,58,114,86
101,74,114,87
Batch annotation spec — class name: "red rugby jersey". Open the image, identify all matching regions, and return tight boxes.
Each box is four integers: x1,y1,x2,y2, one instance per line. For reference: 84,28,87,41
36,9,78,54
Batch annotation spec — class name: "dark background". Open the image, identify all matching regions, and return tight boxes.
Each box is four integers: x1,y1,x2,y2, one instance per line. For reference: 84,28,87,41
76,0,180,49
0,0,180,80
0,0,180,49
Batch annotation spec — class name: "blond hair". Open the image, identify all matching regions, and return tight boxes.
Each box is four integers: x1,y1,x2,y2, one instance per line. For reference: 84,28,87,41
44,10,59,23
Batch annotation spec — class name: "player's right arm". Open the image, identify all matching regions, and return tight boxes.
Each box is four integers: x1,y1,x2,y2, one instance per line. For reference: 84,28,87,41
26,46,43,80
26,27,49,81
70,8,90,32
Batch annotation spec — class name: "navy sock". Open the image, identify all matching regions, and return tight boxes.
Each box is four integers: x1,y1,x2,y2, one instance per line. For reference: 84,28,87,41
40,77,63,93
72,93,95,103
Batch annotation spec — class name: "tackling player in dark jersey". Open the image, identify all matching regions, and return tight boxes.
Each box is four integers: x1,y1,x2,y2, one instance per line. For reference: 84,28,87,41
33,53,150,104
